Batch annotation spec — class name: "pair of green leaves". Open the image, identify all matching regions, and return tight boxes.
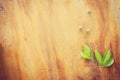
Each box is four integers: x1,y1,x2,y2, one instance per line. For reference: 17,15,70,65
80,44,91,60
95,50,114,67
80,44,114,67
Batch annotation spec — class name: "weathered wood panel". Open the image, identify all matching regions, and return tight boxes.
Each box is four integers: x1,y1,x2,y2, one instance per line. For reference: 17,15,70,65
0,0,120,80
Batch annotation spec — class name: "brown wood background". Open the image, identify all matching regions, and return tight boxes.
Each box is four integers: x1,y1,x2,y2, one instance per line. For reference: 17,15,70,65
0,0,120,80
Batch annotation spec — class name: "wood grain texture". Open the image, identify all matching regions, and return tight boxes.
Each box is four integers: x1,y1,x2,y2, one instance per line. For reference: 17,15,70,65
0,0,120,80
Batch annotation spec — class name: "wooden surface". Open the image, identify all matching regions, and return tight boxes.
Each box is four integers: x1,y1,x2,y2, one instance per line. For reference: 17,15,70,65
0,0,120,80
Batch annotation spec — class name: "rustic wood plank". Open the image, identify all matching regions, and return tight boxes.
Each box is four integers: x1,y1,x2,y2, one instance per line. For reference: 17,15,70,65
0,0,120,80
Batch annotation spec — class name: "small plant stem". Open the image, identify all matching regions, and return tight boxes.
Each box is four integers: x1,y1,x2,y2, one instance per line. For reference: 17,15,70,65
99,66,103,75
91,51,95,65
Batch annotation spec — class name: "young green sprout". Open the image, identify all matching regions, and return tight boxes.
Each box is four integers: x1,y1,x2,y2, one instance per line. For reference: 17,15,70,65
95,50,114,67
80,44,91,60
80,44,114,68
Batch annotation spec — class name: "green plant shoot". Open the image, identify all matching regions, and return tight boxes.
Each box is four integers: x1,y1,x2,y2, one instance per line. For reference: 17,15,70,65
80,44,114,68
94,50,114,67
80,44,91,60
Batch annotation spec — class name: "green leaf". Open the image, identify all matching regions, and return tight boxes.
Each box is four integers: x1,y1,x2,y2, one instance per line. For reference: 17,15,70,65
83,44,91,57
94,50,103,65
102,58,114,67
103,50,111,65
103,50,109,60
80,52,91,60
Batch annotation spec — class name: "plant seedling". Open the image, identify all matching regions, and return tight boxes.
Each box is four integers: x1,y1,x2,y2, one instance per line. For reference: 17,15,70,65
94,50,114,67
80,44,114,68
80,44,91,60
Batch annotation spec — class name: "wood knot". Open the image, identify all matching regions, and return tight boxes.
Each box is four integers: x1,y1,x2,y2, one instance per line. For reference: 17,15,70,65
0,4,4,12
77,76,84,80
